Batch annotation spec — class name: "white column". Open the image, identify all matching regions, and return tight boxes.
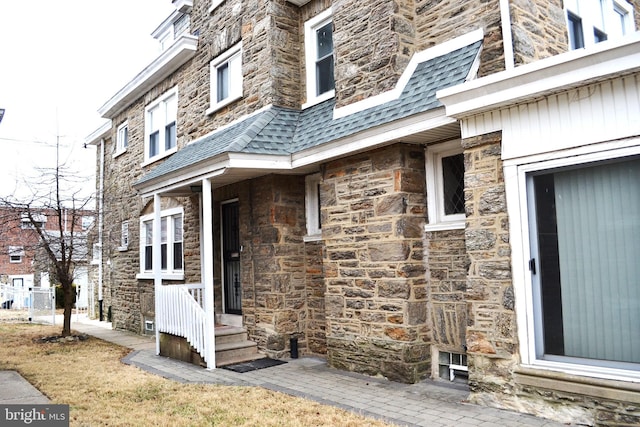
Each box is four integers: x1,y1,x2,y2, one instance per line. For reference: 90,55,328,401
153,194,162,356
202,178,216,369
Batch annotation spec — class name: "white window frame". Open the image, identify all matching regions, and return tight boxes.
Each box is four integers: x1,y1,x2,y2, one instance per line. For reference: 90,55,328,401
137,207,184,280
564,0,635,49
143,88,178,166
304,173,322,241
303,8,335,109
425,140,465,231
206,43,243,115
114,121,128,157
209,0,224,13
507,140,640,383
8,246,24,264
119,220,129,251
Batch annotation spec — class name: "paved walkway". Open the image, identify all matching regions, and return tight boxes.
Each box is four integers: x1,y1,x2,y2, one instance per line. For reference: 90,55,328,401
66,317,565,427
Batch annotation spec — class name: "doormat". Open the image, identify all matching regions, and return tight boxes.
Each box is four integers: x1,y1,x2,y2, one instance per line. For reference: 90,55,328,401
222,358,287,373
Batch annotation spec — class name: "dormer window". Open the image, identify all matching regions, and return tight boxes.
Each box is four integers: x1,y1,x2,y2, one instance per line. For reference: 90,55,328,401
153,11,191,53
303,9,335,108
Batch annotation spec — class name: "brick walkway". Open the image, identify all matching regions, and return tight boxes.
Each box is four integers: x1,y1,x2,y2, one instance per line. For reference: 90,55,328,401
71,318,566,427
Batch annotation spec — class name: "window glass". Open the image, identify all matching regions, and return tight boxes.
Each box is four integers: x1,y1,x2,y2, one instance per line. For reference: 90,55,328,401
442,153,465,216
529,157,640,367
315,22,335,96
208,45,242,113
145,89,178,162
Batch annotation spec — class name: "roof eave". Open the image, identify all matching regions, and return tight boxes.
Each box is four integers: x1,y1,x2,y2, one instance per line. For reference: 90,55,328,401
98,34,198,119
438,33,640,119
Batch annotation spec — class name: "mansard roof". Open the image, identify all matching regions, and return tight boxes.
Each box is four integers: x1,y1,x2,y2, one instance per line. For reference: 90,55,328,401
136,37,482,189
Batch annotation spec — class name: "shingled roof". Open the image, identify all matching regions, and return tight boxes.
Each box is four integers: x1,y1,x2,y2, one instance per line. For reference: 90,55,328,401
136,39,482,187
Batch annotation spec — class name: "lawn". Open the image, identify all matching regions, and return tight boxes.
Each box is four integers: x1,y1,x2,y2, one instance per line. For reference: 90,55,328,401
0,320,393,427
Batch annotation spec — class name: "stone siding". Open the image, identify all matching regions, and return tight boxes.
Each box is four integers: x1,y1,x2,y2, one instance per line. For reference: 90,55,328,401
509,0,567,65
461,132,517,393
415,0,505,76
426,229,467,354
322,144,430,383
215,175,324,358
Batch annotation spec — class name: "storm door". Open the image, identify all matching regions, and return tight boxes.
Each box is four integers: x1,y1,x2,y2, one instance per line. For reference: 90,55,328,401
221,201,241,314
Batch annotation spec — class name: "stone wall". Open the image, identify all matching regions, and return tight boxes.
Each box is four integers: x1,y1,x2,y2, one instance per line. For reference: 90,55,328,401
322,143,430,383
509,0,567,65
461,132,517,394
426,229,467,354
212,175,327,357
331,0,415,107
415,0,505,76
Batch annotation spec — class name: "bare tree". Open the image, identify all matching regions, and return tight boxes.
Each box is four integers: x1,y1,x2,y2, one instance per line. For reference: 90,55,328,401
0,137,94,336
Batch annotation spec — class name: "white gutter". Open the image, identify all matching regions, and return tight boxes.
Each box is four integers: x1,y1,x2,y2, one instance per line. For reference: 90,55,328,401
500,0,515,70
438,32,640,118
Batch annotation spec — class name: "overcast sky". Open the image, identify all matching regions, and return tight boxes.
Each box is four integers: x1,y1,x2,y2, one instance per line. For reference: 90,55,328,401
0,1,175,200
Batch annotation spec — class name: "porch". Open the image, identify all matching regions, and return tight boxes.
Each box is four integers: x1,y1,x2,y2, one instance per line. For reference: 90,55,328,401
156,283,262,368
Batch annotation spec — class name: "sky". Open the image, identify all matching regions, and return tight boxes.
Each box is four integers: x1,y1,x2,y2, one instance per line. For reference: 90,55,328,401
0,0,175,201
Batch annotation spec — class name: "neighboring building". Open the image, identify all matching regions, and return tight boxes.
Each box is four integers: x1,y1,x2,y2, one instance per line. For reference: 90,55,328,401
86,0,640,424
0,205,95,311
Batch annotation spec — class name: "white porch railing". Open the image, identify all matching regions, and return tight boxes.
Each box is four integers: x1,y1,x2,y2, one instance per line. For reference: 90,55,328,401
156,283,208,360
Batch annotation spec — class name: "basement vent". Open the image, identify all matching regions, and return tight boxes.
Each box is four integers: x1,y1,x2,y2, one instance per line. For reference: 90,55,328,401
438,351,468,382
145,320,154,332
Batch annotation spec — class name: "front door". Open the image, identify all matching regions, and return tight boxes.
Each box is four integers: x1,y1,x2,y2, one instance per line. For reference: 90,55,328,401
221,201,241,314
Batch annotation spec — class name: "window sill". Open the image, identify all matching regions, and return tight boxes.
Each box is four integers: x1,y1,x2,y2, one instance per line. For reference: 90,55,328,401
424,221,465,232
117,246,128,252
515,364,640,397
136,272,185,281
141,146,178,167
205,94,242,116
113,149,127,159
303,234,322,242
302,90,335,110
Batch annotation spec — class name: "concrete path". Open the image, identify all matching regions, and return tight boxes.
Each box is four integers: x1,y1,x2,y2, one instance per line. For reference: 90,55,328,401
0,371,50,404
67,317,565,427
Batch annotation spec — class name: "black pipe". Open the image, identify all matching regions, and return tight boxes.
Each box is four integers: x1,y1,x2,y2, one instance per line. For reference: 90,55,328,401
290,337,298,359
99,299,103,321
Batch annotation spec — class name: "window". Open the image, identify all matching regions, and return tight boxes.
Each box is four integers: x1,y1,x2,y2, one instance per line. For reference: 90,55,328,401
92,243,100,264
305,173,322,239
207,43,242,114
20,213,46,229
565,0,634,50
119,221,129,251
304,9,335,107
437,351,468,382
139,208,184,278
115,121,128,156
8,246,24,263
144,89,178,164
156,12,191,52
82,216,94,230
425,141,465,230
516,148,640,379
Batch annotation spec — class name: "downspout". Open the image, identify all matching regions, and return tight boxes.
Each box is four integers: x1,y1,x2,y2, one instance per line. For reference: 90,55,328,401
98,138,105,321
500,0,515,70
153,194,162,356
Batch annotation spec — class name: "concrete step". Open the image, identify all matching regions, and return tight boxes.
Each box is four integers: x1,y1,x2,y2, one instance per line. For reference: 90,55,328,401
214,328,264,367
214,326,248,345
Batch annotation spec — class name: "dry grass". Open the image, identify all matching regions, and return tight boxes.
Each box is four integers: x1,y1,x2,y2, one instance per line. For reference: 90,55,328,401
0,322,393,427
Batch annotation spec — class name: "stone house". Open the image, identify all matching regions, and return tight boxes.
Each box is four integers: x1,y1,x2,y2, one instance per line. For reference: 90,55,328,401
86,0,640,424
